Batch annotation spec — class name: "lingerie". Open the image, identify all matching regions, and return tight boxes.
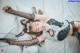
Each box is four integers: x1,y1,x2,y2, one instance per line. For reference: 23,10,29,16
57,24,70,41
16,18,70,41
47,19,70,41
47,19,63,27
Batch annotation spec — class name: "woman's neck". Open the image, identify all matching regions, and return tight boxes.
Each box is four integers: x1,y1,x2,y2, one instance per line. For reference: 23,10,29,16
43,22,50,31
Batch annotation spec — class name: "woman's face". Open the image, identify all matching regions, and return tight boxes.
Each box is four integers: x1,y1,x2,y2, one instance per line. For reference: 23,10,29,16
30,21,45,32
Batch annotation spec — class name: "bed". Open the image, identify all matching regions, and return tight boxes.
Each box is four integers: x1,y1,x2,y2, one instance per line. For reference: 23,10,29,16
0,0,80,53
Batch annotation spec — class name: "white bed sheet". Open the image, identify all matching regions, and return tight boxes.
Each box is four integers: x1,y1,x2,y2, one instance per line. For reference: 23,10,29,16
0,0,80,53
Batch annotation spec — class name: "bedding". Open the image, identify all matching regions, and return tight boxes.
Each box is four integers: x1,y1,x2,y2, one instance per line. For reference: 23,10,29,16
0,0,80,53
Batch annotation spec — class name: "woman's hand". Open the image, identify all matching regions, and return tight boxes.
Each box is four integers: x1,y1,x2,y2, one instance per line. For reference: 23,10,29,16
37,35,46,43
2,6,12,12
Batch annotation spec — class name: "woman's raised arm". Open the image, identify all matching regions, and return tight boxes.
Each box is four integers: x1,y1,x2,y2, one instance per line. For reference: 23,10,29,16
2,6,35,20
2,6,50,22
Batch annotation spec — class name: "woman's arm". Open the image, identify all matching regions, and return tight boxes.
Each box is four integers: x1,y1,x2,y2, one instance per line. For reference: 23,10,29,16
0,35,45,46
2,6,35,20
9,39,39,46
0,38,39,46
9,35,45,46
2,6,50,22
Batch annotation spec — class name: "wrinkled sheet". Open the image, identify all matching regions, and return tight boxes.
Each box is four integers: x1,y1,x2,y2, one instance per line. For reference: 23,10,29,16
0,0,80,53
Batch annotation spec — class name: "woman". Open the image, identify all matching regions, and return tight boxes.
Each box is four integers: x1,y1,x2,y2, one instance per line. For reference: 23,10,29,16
1,6,46,53
2,6,80,45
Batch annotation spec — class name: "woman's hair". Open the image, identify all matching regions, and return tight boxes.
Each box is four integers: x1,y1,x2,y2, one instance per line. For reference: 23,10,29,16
27,20,43,37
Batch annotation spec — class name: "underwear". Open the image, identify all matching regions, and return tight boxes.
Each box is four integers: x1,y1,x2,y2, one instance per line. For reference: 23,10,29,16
47,19,63,27
57,24,70,41
47,19,70,41
56,20,70,41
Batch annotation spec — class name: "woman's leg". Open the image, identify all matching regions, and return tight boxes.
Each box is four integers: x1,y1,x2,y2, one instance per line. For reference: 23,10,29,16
74,21,80,33
69,21,80,36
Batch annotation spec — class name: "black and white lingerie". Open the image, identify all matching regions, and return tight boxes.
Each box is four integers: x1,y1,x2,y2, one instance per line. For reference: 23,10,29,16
42,18,70,41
